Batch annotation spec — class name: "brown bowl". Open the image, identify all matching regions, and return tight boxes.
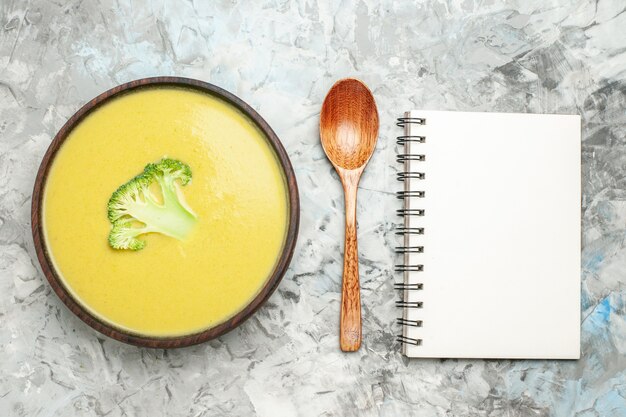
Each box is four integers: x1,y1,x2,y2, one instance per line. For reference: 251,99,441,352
31,77,299,348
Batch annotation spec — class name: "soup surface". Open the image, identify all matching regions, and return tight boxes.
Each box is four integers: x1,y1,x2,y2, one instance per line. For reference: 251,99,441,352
43,87,289,337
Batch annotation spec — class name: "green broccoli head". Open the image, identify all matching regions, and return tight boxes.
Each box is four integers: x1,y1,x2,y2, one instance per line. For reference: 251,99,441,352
107,158,198,251
108,220,147,251
144,158,192,186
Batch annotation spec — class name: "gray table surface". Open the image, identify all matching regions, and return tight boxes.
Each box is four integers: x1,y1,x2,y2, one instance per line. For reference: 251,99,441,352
1,0,625,416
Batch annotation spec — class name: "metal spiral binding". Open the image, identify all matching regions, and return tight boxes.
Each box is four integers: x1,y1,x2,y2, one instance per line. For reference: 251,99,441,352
397,318,423,327
395,226,424,235
397,335,422,346
395,116,426,348
394,283,423,290
397,191,425,199
397,172,425,181
395,246,424,254
396,154,425,163
395,264,423,272
396,135,425,145
396,117,426,126
396,208,425,216
395,300,423,308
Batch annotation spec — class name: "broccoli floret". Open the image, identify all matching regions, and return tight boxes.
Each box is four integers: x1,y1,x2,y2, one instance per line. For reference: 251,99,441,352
107,158,198,250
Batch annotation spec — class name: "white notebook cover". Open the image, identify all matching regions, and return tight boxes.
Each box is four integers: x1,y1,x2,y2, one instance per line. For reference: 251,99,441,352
400,110,581,359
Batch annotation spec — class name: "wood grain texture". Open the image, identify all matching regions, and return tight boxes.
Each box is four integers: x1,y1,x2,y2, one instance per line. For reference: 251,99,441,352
319,80,379,170
339,167,363,351
31,76,300,348
319,78,379,352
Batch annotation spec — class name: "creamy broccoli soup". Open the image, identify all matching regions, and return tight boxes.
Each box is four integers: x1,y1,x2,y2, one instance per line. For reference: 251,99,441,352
43,87,289,337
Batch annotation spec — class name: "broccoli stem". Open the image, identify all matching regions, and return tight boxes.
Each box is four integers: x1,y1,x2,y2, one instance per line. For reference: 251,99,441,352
125,191,196,240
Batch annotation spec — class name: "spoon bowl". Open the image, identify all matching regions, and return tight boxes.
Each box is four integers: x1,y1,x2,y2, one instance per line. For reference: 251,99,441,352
319,78,379,351
320,79,379,170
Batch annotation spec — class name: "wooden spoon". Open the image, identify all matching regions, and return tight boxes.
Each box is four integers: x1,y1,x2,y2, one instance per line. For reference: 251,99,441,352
319,78,379,352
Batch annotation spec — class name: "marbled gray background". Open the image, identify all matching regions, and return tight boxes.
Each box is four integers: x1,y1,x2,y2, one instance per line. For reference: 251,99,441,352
1,0,625,416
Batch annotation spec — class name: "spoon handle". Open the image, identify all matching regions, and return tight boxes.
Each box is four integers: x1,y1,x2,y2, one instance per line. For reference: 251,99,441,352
340,169,362,352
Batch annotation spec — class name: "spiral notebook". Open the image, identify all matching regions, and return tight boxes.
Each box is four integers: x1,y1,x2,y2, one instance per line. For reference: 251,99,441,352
396,110,581,359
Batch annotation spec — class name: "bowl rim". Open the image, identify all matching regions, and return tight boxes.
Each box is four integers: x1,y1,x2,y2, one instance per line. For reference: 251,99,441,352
31,76,300,348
